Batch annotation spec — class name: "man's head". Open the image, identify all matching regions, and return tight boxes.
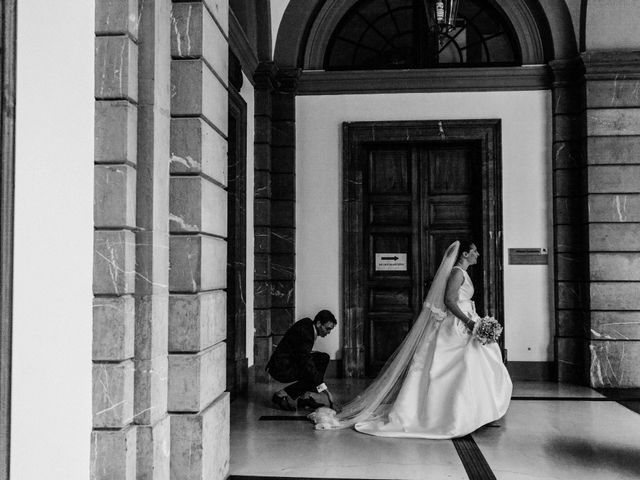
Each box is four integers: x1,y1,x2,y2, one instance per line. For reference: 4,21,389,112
313,310,337,337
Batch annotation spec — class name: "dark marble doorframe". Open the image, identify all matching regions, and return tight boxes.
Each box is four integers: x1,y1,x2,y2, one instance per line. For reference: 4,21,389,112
342,120,504,378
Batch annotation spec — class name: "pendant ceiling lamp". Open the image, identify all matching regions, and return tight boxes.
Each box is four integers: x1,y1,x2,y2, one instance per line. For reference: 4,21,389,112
424,0,461,33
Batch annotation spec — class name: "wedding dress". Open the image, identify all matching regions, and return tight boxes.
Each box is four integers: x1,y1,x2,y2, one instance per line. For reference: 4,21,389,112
310,241,512,439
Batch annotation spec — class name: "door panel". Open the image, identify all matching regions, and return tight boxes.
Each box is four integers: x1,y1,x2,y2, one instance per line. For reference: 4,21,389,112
364,141,482,374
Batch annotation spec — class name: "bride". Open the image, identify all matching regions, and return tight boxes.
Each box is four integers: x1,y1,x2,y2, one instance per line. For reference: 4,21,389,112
310,240,512,439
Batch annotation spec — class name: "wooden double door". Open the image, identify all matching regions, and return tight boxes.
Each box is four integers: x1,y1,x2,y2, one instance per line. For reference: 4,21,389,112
342,121,503,377
365,142,483,373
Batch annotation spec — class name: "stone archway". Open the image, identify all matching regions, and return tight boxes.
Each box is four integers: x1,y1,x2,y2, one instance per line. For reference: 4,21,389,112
272,0,594,384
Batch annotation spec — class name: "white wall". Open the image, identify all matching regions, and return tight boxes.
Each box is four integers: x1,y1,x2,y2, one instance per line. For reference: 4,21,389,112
296,91,553,363
12,1,94,478
241,74,255,366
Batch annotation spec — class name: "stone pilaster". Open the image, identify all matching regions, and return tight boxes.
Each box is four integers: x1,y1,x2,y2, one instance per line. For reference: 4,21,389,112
549,58,590,384
134,0,172,478
583,50,640,387
93,1,139,478
169,1,230,479
252,62,277,382
270,67,299,338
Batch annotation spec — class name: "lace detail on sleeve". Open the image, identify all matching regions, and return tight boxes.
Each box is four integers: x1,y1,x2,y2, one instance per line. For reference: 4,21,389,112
424,302,447,321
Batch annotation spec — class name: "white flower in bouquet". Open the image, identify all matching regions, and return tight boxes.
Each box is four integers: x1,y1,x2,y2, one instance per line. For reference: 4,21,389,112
472,316,503,345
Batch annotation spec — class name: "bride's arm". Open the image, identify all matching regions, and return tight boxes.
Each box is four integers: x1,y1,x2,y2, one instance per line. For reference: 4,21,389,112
444,269,475,331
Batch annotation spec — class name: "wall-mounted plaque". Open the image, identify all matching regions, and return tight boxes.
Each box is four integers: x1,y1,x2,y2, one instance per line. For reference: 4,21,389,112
508,248,548,265
375,253,407,271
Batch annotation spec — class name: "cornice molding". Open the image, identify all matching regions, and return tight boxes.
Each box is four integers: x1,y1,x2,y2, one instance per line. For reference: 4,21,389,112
229,9,258,82
297,66,552,95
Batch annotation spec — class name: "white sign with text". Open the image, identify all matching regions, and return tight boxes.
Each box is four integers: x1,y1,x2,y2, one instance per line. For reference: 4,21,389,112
375,253,407,271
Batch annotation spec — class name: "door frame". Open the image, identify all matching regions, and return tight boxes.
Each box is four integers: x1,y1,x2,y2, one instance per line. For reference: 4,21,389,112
342,120,503,377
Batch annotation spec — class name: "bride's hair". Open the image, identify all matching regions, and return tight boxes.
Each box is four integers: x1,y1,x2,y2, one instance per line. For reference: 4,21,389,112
456,239,475,263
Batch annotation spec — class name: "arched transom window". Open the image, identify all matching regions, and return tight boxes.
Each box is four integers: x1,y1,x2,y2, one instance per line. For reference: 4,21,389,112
325,0,521,70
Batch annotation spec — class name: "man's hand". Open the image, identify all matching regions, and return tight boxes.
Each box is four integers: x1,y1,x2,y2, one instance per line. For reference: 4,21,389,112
324,389,336,410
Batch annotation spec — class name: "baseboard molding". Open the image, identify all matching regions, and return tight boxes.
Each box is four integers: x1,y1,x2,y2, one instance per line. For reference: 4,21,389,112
507,361,555,381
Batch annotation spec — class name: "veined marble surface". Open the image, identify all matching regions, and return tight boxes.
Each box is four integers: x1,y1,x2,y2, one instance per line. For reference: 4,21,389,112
230,380,640,479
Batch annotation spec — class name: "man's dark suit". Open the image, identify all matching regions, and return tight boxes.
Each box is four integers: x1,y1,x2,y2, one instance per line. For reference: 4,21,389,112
266,317,330,400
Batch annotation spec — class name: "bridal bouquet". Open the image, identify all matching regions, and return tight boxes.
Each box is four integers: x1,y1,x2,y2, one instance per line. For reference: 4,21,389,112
472,316,503,345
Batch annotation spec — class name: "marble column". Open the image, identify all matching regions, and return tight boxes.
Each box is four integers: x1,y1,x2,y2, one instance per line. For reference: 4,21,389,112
584,50,640,388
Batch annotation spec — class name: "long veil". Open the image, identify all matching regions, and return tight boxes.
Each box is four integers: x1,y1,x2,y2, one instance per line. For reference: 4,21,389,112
316,241,460,429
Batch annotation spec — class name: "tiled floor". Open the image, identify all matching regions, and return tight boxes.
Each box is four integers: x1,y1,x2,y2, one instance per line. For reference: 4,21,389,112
230,380,640,479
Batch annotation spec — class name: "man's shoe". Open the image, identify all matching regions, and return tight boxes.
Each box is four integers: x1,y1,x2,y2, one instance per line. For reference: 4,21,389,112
297,396,325,410
272,393,296,411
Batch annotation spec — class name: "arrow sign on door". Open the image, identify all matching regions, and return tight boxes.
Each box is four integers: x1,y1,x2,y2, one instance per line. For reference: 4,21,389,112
375,253,407,271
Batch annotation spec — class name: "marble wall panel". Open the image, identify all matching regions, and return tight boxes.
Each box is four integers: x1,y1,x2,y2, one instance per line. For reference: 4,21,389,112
271,200,294,227
556,252,589,281
587,108,640,136
134,355,169,426
168,342,225,412
94,230,136,295
170,392,230,480
253,336,272,366
558,309,590,337
590,253,640,281
271,228,295,254
587,79,640,108
590,282,640,310
170,177,227,236
171,2,228,84
554,168,587,197
589,223,640,251
588,194,640,222
254,170,272,198
170,59,228,136
588,165,640,193
589,340,640,387
554,196,589,224
95,35,138,102
553,141,585,169
253,281,272,309
95,100,138,164
254,253,270,281
95,164,137,228
553,113,584,142
253,226,271,253
555,224,589,252
169,291,226,352
135,231,170,296
557,281,589,310
91,427,137,480
93,360,135,428
270,308,294,335
556,337,588,384
93,295,135,361
135,417,170,480
169,235,226,292
95,0,139,38
270,253,294,280
591,311,640,340
587,136,640,164
254,142,272,170
170,117,228,185
270,173,295,200
253,309,271,337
